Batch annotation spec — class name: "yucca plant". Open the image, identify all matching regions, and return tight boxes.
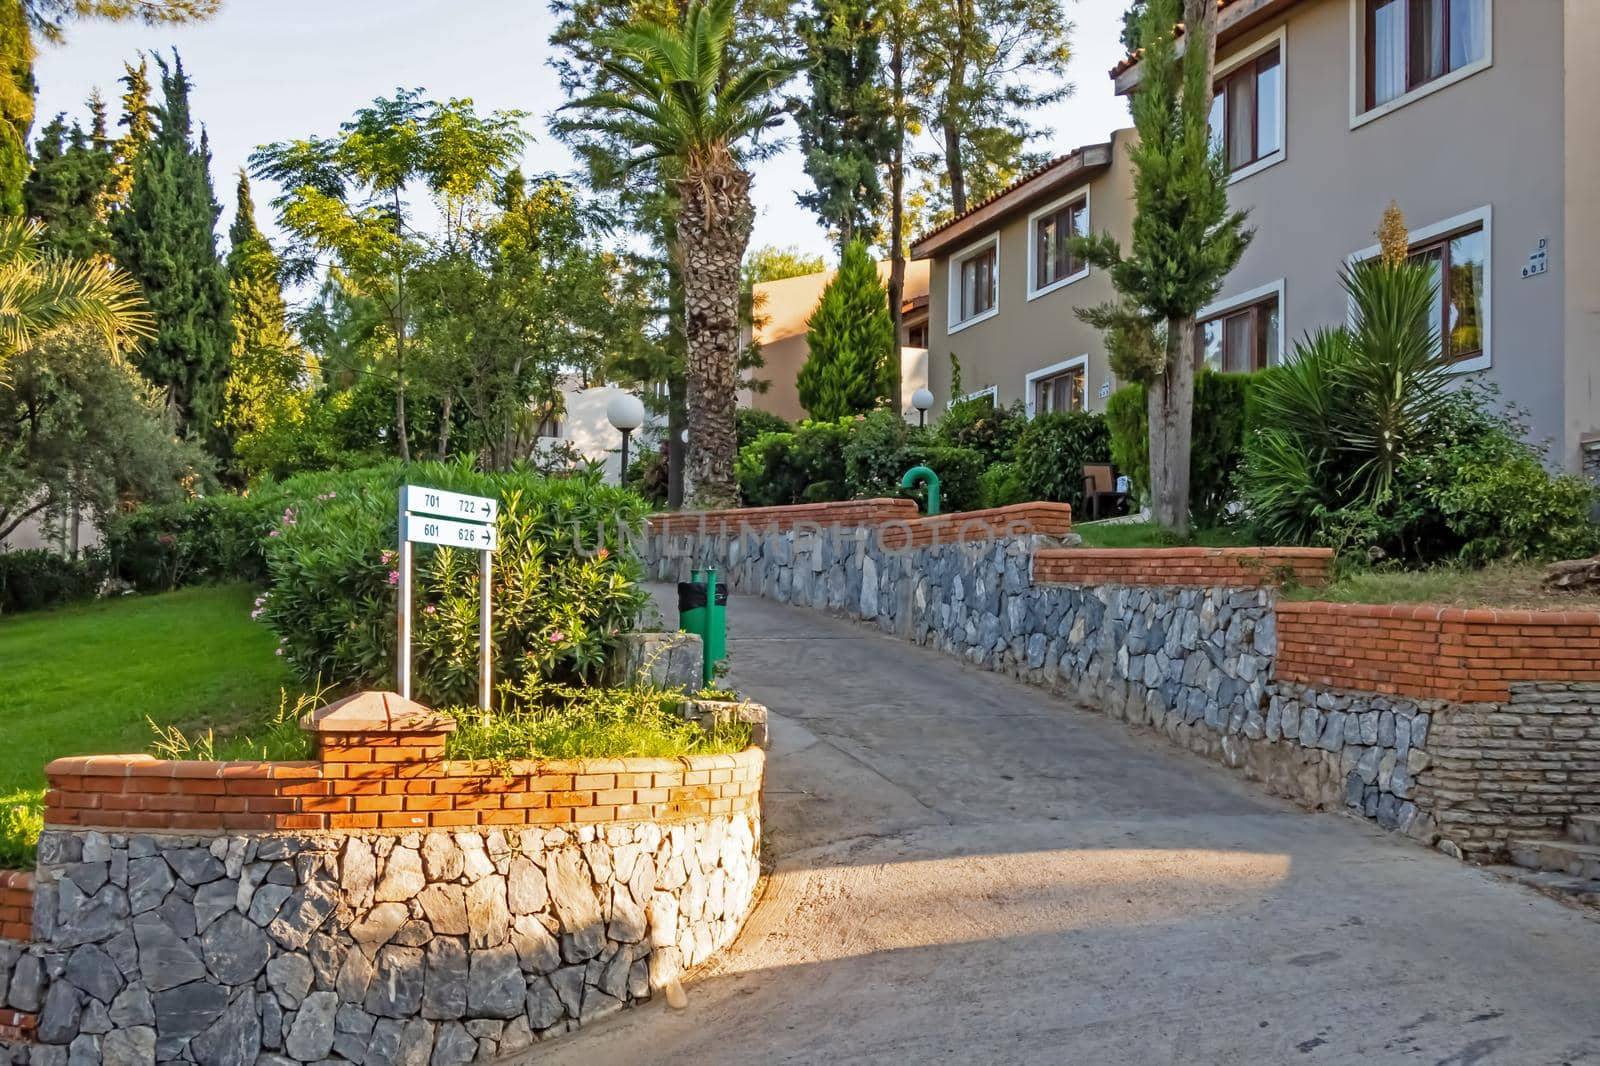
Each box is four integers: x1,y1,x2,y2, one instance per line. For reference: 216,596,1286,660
1243,253,1448,543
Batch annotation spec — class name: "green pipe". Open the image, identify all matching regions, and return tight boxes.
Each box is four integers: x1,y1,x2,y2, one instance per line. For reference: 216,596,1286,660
901,465,941,516
702,568,717,688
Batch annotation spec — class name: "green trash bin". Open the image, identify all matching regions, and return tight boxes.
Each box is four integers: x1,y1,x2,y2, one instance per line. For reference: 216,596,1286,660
677,569,727,686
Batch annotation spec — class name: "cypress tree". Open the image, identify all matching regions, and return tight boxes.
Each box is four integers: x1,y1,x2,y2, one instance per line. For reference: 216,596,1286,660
108,57,152,211
223,169,300,446
0,0,35,218
797,238,895,421
109,51,232,448
24,109,114,259
792,0,893,250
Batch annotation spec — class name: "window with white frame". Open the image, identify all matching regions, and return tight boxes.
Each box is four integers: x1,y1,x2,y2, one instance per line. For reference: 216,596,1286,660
1195,287,1282,373
1209,37,1284,176
950,239,998,328
1025,357,1088,417
1029,193,1088,297
1360,0,1489,115
1350,207,1490,371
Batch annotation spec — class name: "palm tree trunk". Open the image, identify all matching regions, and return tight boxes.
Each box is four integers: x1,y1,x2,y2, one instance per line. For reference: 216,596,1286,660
677,166,754,510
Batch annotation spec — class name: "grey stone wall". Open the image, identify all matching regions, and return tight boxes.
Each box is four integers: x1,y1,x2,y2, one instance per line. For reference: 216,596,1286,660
4,814,758,1063
643,525,1438,843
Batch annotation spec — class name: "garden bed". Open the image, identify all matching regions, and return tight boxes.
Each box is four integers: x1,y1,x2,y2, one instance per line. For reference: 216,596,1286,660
1282,561,1600,612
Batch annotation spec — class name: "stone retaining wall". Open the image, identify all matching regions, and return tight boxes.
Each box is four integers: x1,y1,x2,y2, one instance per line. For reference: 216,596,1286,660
0,692,765,1063
641,506,1600,863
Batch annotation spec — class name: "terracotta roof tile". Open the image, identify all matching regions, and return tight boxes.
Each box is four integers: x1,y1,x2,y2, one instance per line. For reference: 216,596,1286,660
909,144,1110,253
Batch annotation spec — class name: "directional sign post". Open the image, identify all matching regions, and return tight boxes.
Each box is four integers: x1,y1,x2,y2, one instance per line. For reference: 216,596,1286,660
398,485,499,711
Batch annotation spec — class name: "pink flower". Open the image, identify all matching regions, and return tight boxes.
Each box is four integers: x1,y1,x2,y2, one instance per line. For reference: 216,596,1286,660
381,550,396,565
268,529,280,538
597,547,609,560
549,630,566,643
388,570,400,587
424,604,436,615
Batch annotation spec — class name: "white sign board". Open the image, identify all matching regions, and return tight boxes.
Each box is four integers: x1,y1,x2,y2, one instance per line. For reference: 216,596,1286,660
397,484,500,710
405,514,499,551
403,485,497,523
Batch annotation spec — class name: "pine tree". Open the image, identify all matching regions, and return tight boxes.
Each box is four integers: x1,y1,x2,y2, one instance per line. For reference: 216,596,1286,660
223,169,300,451
108,57,152,211
792,0,893,251
23,109,114,259
0,0,36,218
109,51,232,448
797,238,895,421
1075,0,1252,534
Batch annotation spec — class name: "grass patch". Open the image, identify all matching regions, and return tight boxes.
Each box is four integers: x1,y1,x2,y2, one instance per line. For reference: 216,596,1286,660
0,584,299,795
1074,521,1253,549
446,685,751,765
1285,560,1600,611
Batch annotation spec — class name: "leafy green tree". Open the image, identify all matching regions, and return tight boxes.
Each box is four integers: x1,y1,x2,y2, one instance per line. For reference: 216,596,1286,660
797,238,894,421
109,51,233,449
1075,0,1251,535
23,105,113,259
743,243,826,285
792,0,893,250
907,0,1074,216
223,169,301,458
0,328,204,544
559,0,801,508
0,215,151,377
251,89,528,463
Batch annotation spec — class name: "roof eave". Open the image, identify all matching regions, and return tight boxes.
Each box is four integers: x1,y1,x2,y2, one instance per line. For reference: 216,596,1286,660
909,144,1113,260
1113,0,1305,95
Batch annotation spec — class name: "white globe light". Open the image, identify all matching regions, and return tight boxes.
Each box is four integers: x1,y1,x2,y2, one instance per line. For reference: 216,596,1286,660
911,388,935,412
606,393,647,432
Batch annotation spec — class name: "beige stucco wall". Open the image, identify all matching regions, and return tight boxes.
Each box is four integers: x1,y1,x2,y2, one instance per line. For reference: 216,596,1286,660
1214,0,1572,465
924,128,1139,415
743,260,931,423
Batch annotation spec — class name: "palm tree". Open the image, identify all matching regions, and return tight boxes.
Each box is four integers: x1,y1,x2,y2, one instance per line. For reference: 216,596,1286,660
0,218,154,377
559,0,801,508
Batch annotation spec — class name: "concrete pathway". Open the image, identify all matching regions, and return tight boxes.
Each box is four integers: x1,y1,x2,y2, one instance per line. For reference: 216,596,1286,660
545,591,1600,1066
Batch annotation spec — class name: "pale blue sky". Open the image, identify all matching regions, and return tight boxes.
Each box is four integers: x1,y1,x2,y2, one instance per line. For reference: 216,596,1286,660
32,0,1131,271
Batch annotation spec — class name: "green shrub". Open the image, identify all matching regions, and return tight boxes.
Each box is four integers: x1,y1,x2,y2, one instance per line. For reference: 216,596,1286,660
0,791,42,871
260,460,649,707
796,239,896,421
933,397,1025,463
445,682,750,762
105,493,280,592
1106,371,1252,523
842,409,925,498
1014,411,1112,512
736,409,791,450
1318,393,1599,566
735,420,850,507
626,448,670,508
977,462,1029,510
0,550,105,613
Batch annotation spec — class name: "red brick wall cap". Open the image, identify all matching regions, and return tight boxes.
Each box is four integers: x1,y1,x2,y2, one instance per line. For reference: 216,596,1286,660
1278,600,1600,626
301,691,456,735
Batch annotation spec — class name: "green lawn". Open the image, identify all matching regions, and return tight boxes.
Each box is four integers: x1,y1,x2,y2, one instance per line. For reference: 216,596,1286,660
1073,521,1252,549
0,584,295,796
1282,561,1600,611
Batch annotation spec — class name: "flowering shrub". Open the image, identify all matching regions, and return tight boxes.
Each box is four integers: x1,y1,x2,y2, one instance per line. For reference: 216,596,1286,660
259,460,650,707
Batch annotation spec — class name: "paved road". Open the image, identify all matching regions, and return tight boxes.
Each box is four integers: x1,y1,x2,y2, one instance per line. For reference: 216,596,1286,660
547,591,1600,1066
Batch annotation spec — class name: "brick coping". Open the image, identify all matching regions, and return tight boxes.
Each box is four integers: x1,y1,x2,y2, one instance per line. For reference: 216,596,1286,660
1058,546,1333,560
1279,599,1600,626
44,747,766,835
1035,545,1333,589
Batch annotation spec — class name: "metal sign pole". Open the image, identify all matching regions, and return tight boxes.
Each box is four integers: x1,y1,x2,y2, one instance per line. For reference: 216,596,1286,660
398,492,413,700
479,549,493,712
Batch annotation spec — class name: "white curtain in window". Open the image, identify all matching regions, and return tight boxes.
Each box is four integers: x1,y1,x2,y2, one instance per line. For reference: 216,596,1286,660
1372,0,1405,105
1451,0,1486,69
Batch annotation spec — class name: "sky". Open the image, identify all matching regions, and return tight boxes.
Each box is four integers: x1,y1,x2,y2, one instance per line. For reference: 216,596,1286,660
32,0,1132,269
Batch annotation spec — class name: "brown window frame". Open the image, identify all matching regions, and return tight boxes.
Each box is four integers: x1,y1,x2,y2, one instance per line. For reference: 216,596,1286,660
1032,195,1088,293
906,321,929,348
1031,365,1087,416
1408,223,1485,364
1365,0,1485,111
1212,45,1281,173
1195,295,1279,374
